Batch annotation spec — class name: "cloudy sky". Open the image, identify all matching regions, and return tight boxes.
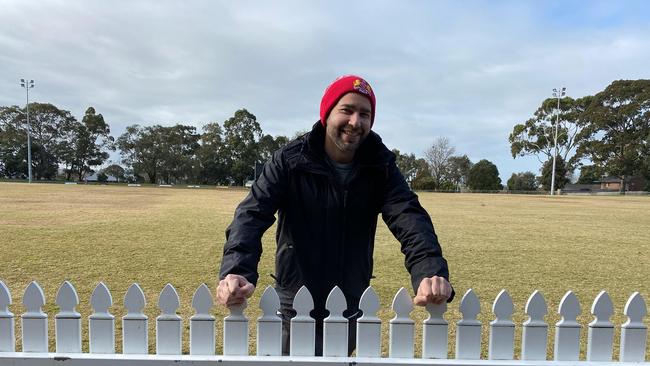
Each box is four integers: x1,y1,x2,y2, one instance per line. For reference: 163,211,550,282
1,0,649,181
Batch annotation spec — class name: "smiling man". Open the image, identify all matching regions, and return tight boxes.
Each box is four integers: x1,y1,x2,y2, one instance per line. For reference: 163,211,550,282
218,75,453,355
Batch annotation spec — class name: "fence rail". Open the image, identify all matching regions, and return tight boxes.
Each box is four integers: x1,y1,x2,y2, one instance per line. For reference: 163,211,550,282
0,280,647,365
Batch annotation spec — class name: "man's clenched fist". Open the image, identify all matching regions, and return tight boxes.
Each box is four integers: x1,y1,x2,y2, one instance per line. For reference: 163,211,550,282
413,276,452,306
217,274,255,307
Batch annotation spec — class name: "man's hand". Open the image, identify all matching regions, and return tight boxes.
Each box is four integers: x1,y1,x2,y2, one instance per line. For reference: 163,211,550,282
413,276,452,306
217,274,255,307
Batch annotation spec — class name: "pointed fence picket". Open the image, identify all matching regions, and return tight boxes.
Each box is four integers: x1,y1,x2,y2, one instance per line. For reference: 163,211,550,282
89,282,114,354
190,283,215,355
0,281,648,365
0,281,14,352
587,291,615,361
521,290,548,360
55,281,81,353
620,292,648,362
122,283,148,354
21,281,48,352
456,289,481,359
554,290,581,361
356,286,381,358
323,286,348,357
256,286,281,356
290,286,315,356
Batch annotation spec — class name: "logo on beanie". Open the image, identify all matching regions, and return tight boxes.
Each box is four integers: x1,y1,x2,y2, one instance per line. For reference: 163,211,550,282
353,79,372,96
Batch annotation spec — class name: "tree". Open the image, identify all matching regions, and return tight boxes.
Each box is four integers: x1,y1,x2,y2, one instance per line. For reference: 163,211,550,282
258,134,289,162
539,156,570,191
424,137,455,189
0,103,77,180
117,124,200,184
576,164,604,184
467,159,502,191
60,107,114,181
507,171,537,191
198,122,227,185
509,96,592,172
392,149,419,184
578,80,650,192
101,163,126,182
222,109,263,185
409,158,435,190
446,155,472,191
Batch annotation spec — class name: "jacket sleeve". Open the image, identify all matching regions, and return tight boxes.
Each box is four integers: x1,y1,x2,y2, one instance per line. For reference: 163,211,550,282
380,159,454,301
218,149,288,286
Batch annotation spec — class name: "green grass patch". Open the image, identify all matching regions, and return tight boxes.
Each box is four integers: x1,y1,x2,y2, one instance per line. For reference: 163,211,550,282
1,182,648,358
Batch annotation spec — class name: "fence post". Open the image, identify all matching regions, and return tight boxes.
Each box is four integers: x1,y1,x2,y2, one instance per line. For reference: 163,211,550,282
323,286,348,357
122,283,148,354
55,281,82,353
620,292,647,362
0,281,14,352
356,286,381,358
223,302,249,355
587,291,614,361
521,290,548,360
156,284,182,355
89,282,115,354
456,289,481,359
190,283,215,355
389,287,414,358
21,281,48,352
554,290,581,361
488,289,514,360
422,301,447,359
256,286,281,356
290,286,315,356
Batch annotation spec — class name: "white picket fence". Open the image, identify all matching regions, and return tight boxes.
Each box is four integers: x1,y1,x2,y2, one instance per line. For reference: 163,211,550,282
0,280,647,365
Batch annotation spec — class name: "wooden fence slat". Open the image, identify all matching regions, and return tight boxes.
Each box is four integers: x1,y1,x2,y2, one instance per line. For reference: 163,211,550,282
122,283,148,354
422,301,448,359
488,289,515,360
356,286,381,358
0,281,14,352
89,282,115,354
190,284,215,355
554,290,581,361
156,284,182,355
389,287,414,358
55,281,82,353
290,286,315,356
587,290,614,361
456,289,481,360
323,286,348,357
224,303,249,355
521,290,548,360
620,292,647,362
256,286,281,356
21,281,48,352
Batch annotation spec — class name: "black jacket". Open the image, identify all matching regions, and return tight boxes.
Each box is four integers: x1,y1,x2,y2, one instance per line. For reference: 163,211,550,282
219,122,452,319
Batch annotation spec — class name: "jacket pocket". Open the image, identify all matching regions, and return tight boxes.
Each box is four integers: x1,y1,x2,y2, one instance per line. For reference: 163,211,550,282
275,242,303,289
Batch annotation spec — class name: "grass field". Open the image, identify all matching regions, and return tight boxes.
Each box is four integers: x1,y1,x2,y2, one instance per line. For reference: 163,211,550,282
1,182,649,358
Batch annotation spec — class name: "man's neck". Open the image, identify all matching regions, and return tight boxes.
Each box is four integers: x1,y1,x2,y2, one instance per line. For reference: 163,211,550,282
324,139,354,163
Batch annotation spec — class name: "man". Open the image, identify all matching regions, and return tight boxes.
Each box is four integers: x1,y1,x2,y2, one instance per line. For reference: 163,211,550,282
218,75,453,355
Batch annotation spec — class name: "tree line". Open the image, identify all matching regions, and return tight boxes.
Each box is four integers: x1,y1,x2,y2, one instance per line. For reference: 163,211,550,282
1,79,647,190
509,79,650,192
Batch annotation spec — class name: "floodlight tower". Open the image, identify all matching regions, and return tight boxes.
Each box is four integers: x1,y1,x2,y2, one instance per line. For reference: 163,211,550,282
20,79,35,183
550,87,566,196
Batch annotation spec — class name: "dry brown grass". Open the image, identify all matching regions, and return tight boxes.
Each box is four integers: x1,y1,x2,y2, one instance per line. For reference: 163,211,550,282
0,182,648,358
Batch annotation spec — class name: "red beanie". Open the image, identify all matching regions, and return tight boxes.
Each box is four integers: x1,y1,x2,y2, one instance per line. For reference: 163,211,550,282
320,75,376,126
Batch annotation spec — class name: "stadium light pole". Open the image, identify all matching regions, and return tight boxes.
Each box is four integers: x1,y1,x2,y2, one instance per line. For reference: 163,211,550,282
20,79,35,183
550,86,566,196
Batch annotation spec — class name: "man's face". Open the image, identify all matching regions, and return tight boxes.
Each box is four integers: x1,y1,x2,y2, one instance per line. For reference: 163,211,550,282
324,92,372,163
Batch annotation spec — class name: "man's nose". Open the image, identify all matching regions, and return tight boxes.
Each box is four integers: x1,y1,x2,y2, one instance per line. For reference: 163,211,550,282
348,112,360,127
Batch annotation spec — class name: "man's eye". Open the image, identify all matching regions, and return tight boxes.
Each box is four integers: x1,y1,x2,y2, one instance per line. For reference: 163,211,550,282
361,113,370,118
